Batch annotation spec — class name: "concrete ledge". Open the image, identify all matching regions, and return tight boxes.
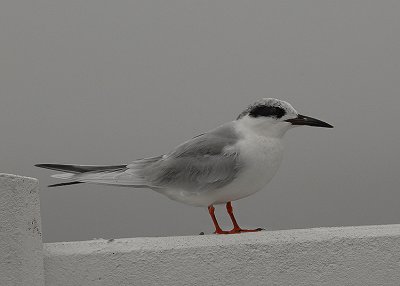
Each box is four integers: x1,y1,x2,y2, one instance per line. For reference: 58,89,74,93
0,174,44,286
44,225,400,286
1,174,399,285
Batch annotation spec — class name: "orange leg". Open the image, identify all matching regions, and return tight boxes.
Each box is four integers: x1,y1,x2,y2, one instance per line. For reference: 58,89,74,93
226,202,263,233
208,205,229,234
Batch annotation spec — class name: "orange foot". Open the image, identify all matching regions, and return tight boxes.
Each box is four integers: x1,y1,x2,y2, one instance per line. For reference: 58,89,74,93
214,228,264,234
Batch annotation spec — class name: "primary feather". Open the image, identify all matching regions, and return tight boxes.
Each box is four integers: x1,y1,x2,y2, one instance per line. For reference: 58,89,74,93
35,123,241,191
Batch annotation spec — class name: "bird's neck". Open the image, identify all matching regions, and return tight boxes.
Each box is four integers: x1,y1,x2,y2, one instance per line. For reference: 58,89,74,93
236,116,291,138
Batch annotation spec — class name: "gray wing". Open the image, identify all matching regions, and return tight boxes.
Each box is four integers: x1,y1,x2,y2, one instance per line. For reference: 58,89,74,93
50,122,242,189
137,122,242,191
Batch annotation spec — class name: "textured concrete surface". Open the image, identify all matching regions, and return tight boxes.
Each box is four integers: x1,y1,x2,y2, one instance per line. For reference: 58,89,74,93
44,224,400,286
0,174,45,286
1,173,399,286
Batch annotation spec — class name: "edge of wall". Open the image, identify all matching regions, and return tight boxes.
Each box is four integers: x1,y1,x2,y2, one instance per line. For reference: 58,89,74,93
0,173,45,286
2,173,399,286
43,224,400,286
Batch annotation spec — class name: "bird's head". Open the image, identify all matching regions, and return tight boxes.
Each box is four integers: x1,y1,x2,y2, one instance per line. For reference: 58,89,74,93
236,98,333,137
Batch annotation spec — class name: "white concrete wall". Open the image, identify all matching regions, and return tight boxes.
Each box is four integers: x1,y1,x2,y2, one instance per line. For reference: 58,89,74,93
2,174,400,286
43,225,400,286
0,174,45,286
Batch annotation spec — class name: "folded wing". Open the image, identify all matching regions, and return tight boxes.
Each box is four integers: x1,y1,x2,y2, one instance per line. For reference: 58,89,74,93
140,123,241,191
36,123,241,190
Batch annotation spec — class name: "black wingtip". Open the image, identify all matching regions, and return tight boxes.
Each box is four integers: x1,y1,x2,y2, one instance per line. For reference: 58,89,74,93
35,163,127,173
35,164,73,172
48,181,84,188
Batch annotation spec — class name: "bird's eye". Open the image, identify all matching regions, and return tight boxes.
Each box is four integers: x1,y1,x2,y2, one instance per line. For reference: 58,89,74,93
249,105,286,119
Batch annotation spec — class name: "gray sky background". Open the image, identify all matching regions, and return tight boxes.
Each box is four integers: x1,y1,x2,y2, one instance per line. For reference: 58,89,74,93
1,1,400,242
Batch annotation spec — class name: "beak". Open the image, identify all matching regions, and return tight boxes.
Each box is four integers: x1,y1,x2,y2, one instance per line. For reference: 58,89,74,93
285,114,333,128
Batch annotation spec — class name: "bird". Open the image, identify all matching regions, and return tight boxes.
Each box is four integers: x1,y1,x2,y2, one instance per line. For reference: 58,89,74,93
35,98,333,234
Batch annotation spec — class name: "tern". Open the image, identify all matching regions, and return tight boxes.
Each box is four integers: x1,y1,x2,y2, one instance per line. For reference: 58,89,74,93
36,98,333,234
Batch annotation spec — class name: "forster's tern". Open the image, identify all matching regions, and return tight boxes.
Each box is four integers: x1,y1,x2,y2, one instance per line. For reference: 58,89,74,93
36,98,333,234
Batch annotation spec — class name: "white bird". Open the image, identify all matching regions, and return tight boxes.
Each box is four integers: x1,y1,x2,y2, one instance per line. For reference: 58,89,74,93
36,98,333,234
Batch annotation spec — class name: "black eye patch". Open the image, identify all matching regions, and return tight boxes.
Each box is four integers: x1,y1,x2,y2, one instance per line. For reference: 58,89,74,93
249,105,286,119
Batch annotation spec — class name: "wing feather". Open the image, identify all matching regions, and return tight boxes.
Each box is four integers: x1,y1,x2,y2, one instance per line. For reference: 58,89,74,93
36,123,241,191
141,123,241,191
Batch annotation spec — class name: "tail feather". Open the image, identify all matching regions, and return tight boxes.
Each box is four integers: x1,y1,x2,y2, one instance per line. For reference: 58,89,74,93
35,163,129,188
35,158,162,188
51,173,75,179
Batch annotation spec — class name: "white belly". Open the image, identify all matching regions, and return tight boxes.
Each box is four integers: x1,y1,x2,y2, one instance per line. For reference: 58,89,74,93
211,136,284,204
161,136,284,207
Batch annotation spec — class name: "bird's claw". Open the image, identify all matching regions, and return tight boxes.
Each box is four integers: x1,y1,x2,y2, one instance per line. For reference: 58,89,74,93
213,227,264,234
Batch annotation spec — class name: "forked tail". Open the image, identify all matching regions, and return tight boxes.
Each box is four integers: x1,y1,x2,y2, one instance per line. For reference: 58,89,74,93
35,163,128,187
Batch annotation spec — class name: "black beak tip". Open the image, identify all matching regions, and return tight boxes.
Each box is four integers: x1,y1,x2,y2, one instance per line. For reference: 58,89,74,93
323,122,334,128
286,114,334,128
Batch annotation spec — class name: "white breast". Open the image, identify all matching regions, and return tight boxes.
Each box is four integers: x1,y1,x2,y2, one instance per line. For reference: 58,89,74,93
158,118,288,207
210,133,284,204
